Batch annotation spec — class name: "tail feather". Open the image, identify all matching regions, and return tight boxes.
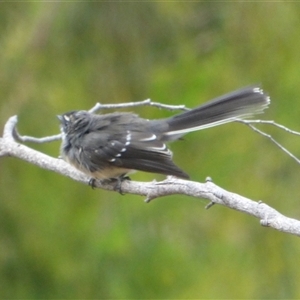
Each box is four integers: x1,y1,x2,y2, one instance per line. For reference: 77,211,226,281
164,86,270,139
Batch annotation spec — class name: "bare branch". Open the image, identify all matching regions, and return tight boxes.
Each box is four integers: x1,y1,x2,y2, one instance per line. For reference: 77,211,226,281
240,119,300,136
14,131,62,143
3,116,62,144
3,115,18,141
1,114,300,237
238,119,300,165
13,99,189,144
89,99,189,113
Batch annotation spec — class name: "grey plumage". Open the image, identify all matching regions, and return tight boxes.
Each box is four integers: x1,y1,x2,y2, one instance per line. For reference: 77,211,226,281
58,86,270,180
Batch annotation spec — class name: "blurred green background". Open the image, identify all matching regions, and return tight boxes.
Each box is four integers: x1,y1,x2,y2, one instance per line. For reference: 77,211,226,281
1,2,300,299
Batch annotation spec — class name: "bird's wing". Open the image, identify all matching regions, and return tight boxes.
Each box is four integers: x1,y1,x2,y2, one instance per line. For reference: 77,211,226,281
80,130,189,179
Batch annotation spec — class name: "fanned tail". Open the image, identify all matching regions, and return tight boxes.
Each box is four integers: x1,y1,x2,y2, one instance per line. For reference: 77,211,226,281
163,86,270,140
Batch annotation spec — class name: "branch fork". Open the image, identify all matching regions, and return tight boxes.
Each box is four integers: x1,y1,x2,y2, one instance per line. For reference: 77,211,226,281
1,100,300,237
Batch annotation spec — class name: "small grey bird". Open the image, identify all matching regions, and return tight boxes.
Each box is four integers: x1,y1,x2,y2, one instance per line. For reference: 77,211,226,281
58,86,270,181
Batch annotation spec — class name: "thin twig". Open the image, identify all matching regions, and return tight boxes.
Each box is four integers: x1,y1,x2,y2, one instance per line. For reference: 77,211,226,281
239,119,300,136
14,130,62,143
13,100,190,143
237,119,300,164
2,116,61,144
89,99,189,113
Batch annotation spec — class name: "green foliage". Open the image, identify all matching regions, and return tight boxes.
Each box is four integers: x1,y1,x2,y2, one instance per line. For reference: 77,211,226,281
1,2,300,298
